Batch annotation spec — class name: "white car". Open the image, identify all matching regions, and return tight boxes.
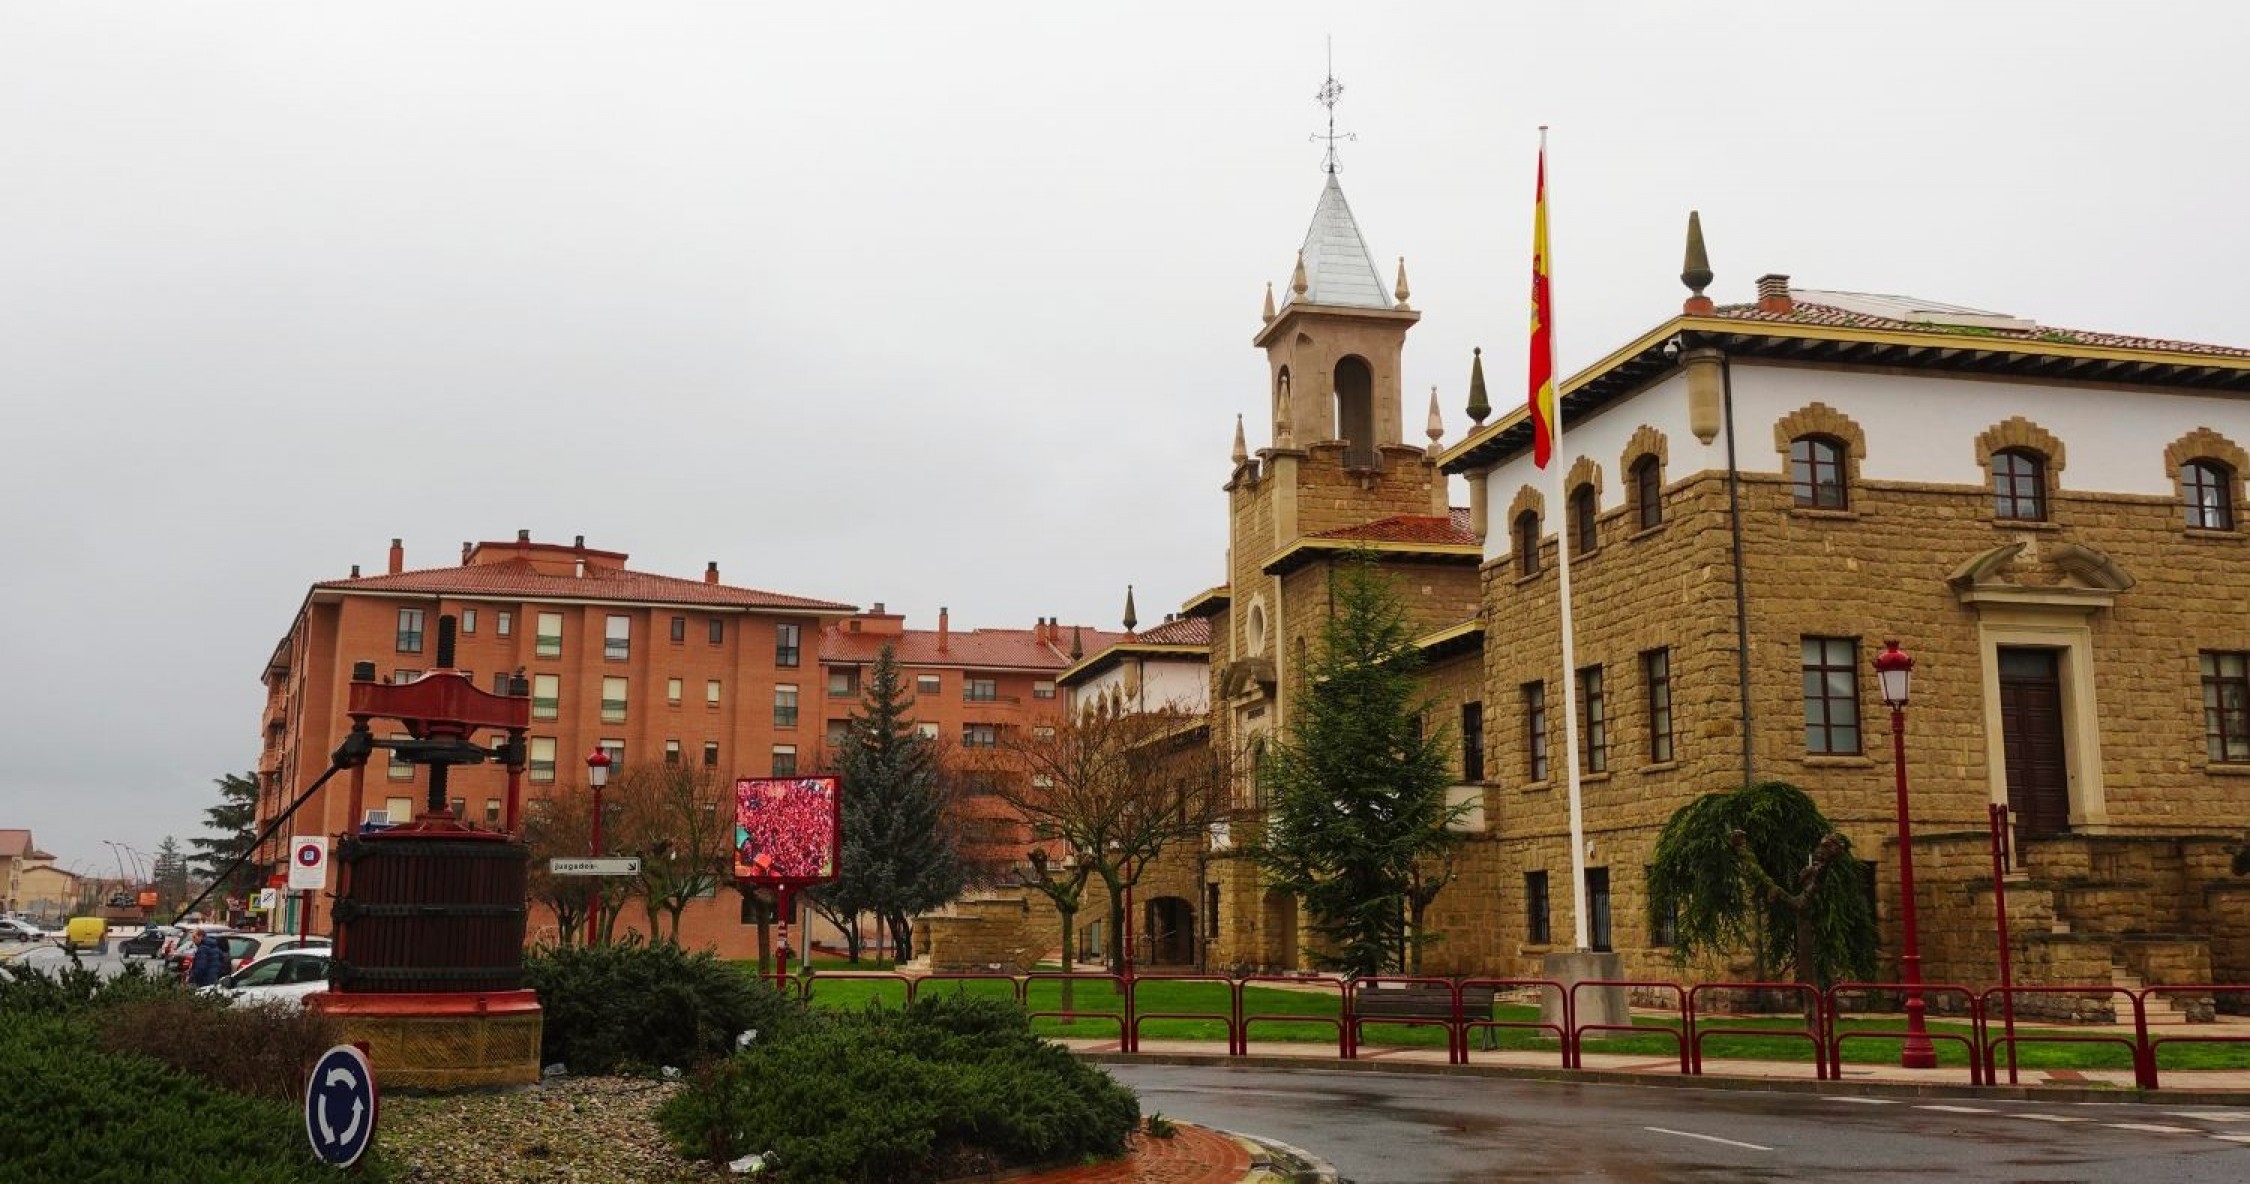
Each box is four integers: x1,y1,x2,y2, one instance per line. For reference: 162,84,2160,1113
0,919,50,943
238,932,331,964
205,949,333,1009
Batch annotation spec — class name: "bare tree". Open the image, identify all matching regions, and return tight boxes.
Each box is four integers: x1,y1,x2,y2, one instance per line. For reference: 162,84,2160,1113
975,701,1234,975
609,762,736,944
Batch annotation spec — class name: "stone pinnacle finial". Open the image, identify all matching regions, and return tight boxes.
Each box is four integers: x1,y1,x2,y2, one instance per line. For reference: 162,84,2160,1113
1070,623,1083,660
1466,347,1491,425
1291,250,1308,299
1262,281,1276,322
1122,584,1139,634
1275,371,1295,448
1394,256,1411,310
1232,414,1249,466
1681,210,1715,314
1426,385,1444,453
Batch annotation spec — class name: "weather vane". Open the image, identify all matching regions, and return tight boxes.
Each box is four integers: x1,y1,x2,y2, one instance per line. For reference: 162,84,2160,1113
1311,38,1354,174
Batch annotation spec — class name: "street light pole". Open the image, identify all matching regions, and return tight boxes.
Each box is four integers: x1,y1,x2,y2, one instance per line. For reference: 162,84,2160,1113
1874,639,1937,1070
585,748,612,948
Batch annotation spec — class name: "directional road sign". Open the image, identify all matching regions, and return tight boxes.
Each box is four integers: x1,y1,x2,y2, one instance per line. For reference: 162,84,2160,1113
304,1043,377,1168
548,857,642,876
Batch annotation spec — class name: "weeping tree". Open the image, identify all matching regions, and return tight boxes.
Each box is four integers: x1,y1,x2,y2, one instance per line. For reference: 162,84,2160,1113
1648,780,1878,1009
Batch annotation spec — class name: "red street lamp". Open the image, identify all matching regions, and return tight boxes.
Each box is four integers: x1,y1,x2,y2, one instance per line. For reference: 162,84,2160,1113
584,747,612,948
1873,639,1937,1070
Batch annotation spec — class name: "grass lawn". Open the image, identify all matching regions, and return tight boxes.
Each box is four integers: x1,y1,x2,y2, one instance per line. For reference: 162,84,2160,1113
789,971,2250,1073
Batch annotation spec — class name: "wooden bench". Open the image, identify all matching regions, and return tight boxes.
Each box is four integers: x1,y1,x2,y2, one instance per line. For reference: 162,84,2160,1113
1352,984,1502,1050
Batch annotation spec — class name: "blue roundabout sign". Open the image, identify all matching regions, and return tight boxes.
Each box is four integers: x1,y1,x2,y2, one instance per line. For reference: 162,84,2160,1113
304,1043,378,1168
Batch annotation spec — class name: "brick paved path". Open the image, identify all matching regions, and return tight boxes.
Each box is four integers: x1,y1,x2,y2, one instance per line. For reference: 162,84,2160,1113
1017,1125,1252,1184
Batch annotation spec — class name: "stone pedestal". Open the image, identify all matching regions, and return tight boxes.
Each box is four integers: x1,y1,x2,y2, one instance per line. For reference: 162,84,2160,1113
311,990,542,1091
1539,950,1629,1032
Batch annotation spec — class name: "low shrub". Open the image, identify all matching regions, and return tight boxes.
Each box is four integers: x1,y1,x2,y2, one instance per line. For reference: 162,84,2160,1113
97,994,342,1102
525,938,802,1075
0,957,182,1015
0,1014,389,1184
658,994,1139,1184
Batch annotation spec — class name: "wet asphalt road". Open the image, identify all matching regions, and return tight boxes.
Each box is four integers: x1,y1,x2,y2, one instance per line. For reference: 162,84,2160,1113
1105,1063,2250,1183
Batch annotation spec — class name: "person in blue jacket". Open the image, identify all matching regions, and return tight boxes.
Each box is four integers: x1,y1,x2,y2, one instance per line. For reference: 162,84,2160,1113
188,930,229,987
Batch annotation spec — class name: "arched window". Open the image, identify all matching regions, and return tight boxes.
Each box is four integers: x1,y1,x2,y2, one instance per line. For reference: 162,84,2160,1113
1631,456,1663,530
2185,460,2236,530
1570,484,1599,556
1335,355,1375,467
1515,510,1542,577
1790,436,1848,509
1991,448,2047,521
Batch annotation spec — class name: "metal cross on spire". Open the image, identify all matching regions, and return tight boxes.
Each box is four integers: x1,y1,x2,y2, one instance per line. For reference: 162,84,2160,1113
1311,38,1354,174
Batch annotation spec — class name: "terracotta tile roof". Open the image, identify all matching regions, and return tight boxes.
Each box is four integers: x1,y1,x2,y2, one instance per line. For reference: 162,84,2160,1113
1714,299,2250,359
317,560,855,612
1127,617,1213,647
0,830,31,859
1308,508,1477,546
821,625,1131,671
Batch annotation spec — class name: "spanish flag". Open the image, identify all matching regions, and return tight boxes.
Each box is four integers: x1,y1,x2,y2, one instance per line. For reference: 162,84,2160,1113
1527,142,1557,469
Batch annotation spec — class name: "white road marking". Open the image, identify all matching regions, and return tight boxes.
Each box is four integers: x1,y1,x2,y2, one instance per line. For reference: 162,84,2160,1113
2007,1113,2088,1123
1644,1126,1773,1152
1833,1097,1900,1105
2171,1110,2250,1123
2208,1134,2250,1144
2104,1123,2200,1135
1916,1105,1996,1114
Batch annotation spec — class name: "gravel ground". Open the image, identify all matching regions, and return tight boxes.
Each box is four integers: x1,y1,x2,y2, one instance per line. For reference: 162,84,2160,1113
384,1076,720,1183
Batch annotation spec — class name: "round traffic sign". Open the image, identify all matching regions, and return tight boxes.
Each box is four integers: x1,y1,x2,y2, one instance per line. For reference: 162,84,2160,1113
295,843,323,867
304,1043,378,1167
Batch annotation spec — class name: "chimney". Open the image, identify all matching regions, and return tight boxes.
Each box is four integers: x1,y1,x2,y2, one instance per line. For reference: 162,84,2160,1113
872,601,885,614
704,561,719,585
350,564,361,579
574,534,585,550
1035,616,1047,645
938,606,950,654
460,541,472,566
1756,273,1794,315
387,538,403,575
517,529,531,543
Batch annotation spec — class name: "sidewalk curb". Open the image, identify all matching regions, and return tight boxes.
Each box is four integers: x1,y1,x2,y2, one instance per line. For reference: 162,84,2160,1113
1230,1133,1340,1184
1081,1050,2250,1107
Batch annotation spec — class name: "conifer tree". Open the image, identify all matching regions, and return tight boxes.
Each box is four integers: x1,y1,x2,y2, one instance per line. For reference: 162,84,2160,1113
812,643,963,962
189,771,263,900
1250,555,1462,976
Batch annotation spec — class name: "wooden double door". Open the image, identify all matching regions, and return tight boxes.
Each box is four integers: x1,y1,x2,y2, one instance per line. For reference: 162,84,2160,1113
1998,647,2071,843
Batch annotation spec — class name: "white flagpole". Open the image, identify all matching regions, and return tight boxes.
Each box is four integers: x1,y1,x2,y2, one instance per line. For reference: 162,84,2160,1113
1542,126,1591,952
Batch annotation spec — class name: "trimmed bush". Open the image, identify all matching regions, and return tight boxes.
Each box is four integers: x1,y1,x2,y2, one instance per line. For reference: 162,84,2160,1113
98,994,342,1102
525,938,801,1075
658,994,1139,1184
0,957,182,1015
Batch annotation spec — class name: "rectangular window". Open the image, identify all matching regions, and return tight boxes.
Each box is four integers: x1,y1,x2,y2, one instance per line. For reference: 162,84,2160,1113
392,668,420,685
669,615,686,643
483,798,501,825
461,608,477,635
1461,701,1485,783
1644,648,1675,764
1648,865,1677,947
703,741,720,768
1524,681,1549,781
1032,725,1055,742
1802,637,1862,754
1207,883,1221,938
1586,867,1613,953
449,797,466,821
532,673,560,721
829,668,858,697
605,614,631,661
530,736,557,783
396,608,425,654
826,719,850,746
601,676,628,724
665,740,681,764
497,611,513,637
2203,651,2250,762
492,672,512,696
667,677,683,705
387,735,414,780
1032,680,1056,700
599,739,624,772
917,674,942,695
706,679,721,707
963,723,999,749
536,612,563,658
707,618,722,645
382,796,414,824
1525,871,1551,945
775,623,801,668
774,684,799,728
771,745,798,777
1580,666,1608,773
966,677,998,702
917,722,941,740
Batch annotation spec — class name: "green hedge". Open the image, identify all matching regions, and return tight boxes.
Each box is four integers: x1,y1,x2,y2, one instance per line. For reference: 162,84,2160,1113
525,938,803,1075
658,994,1139,1184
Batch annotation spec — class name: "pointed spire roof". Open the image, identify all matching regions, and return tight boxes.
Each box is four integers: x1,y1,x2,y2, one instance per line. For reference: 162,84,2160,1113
1122,584,1139,634
1285,173,1391,310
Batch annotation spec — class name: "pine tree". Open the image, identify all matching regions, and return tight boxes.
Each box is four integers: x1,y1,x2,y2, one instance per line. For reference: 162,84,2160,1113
1250,556,1463,977
188,771,262,899
810,643,964,962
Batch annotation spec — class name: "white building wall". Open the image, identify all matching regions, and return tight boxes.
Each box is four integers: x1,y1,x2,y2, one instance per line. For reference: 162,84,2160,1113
1066,655,1211,717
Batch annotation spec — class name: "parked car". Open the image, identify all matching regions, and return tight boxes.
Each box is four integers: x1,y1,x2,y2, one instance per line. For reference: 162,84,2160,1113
170,929,261,980
118,925,181,959
239,933,331,964
0,918,50,943
203,950,333,1010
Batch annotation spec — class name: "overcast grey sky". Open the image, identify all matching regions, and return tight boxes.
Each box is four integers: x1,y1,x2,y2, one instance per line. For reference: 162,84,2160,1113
4,2,2246,879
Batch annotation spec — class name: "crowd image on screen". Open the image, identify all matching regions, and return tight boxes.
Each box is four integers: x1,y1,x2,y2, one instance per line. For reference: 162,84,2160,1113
734,777,837,882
